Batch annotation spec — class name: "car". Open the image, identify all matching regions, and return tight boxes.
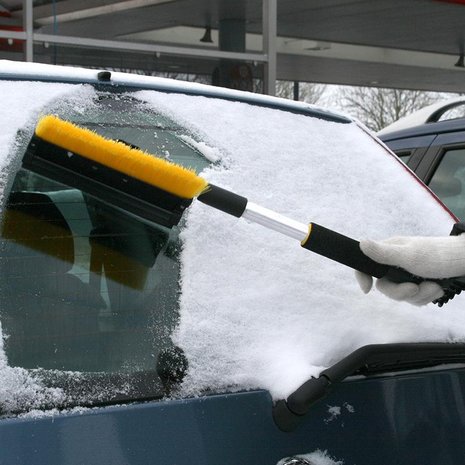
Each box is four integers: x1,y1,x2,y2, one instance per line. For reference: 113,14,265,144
379,98,465,221
1,60,465,465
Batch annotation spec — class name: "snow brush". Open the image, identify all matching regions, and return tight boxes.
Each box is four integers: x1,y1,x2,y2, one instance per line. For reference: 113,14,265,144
24,115,465,306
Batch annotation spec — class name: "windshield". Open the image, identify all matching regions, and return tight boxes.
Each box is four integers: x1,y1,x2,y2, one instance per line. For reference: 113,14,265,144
0,90,210,413
0,77,460,418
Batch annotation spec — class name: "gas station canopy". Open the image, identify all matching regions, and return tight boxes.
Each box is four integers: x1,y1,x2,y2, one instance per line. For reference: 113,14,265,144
2,0,465,94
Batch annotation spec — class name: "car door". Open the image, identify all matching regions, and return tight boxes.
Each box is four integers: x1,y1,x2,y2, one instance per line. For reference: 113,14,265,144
382,134,437,172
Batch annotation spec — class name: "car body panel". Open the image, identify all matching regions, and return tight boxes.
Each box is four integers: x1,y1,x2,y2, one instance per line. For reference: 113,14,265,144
2,366,465,465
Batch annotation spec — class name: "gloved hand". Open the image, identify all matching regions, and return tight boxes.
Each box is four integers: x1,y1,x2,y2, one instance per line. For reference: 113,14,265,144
355,234,465,305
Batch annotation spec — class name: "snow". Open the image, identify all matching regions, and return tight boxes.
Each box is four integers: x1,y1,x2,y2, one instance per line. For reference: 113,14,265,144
138,90,465,400
0,80,94,201
1,67,465,414
277,450,344,465
0,324,67,414
0,60,100,81
178,135,222,163
0,80,101,415
325,405,342,422
324,403,355,425
0,60,345,124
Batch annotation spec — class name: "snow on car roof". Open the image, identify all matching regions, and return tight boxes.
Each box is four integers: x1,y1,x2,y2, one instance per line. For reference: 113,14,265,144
0,61,464,408
0,59,348,124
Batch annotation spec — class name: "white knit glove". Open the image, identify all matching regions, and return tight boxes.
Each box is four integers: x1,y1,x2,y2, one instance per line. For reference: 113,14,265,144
355,234,465,306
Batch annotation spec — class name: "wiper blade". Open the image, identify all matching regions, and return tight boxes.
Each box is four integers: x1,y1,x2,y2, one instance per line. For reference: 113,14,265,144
273,342,465,432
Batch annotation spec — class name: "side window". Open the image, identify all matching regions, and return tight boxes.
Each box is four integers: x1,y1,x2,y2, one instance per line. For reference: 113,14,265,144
428,148,465,220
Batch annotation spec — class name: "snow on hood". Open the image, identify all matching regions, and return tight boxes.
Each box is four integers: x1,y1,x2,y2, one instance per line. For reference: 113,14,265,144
139,90,464,400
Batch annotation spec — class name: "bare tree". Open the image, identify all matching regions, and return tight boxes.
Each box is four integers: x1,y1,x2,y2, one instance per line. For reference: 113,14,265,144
275,80,327,105
337,87,442,131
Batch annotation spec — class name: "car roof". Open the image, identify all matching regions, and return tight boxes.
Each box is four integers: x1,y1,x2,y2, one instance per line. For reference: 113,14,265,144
0,60,351,124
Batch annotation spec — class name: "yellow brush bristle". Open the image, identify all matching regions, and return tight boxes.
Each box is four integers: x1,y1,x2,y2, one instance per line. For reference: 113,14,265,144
35,115,208,199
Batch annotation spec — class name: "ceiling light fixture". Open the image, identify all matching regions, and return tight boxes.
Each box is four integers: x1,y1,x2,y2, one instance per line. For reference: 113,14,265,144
304,41,331,51
200,26,213,44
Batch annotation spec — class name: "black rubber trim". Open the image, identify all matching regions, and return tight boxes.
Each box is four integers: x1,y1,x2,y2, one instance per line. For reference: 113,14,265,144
197,184,248,218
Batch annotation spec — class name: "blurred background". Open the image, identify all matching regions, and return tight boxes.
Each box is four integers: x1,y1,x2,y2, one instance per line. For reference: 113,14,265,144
2,0,465,130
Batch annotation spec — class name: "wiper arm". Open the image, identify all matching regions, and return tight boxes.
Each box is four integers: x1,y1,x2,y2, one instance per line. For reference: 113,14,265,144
273,342,465,432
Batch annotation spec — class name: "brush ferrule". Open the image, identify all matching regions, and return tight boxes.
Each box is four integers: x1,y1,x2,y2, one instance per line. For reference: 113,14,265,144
242,202,308,241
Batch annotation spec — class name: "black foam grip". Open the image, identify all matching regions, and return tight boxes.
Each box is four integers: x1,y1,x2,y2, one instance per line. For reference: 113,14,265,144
301,222,392,279
197,184,248,218
302,222,465,307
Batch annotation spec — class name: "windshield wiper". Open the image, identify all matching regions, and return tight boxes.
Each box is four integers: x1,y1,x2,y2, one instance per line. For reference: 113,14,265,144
273,342,465,432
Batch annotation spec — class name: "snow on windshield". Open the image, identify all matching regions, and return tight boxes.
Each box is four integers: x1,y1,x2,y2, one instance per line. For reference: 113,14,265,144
0,80,95,197
0,331,66,414
139,90,465,400
1,78,465,413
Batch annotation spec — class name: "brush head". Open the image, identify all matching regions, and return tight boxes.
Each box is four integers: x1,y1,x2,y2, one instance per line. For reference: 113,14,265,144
35,115,208,199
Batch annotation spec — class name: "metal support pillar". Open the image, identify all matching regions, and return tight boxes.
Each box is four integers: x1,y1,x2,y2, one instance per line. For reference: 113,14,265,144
213,17,253,91
23,0,33,61
219,18,246,52
293,81,299,101
263,0,277,96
